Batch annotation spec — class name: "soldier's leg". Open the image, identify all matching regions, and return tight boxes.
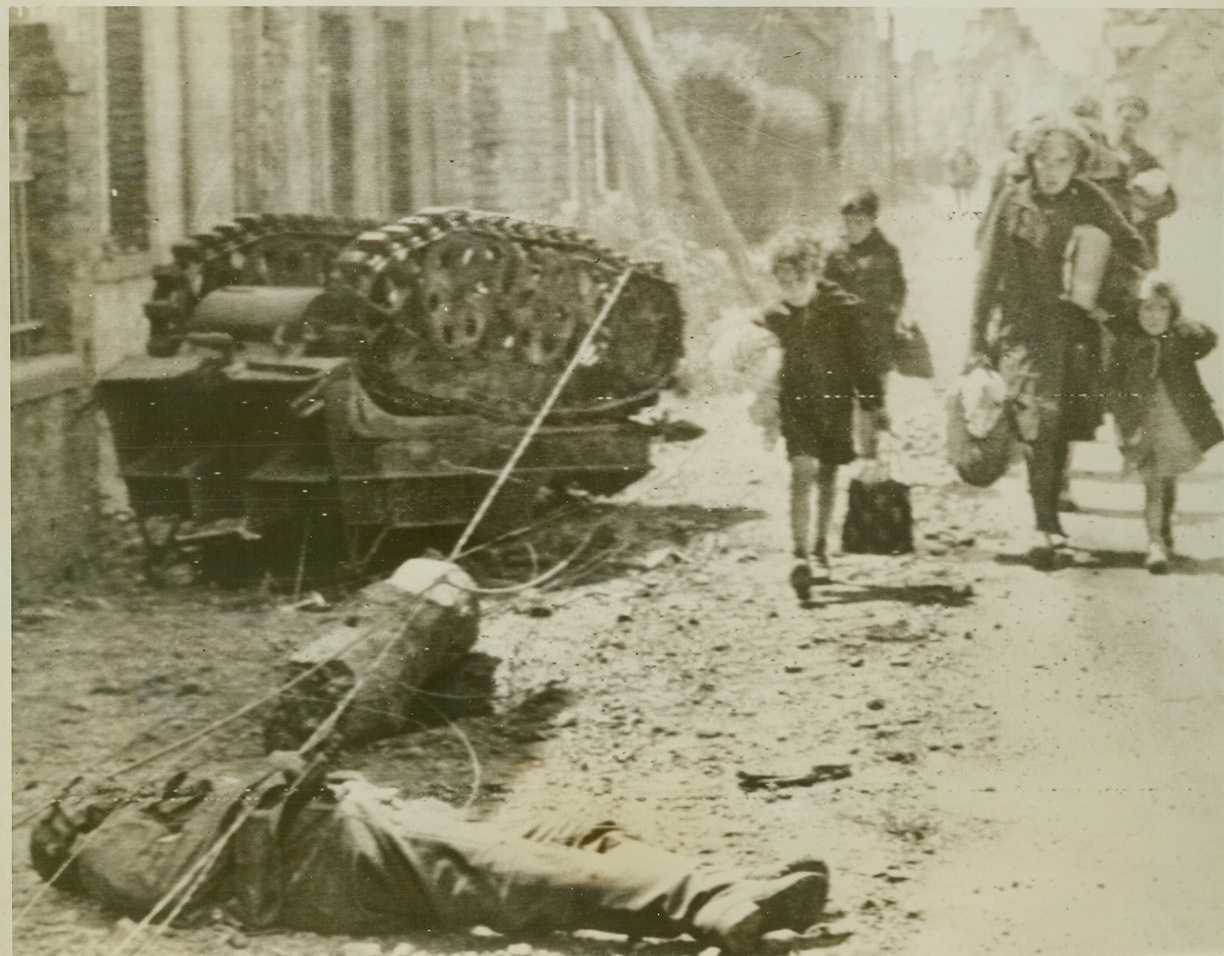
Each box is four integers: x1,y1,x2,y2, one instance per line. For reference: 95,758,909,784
384,807,826,950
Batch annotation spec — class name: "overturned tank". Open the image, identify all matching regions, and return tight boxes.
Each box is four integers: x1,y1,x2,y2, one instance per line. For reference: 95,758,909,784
97,210,685,580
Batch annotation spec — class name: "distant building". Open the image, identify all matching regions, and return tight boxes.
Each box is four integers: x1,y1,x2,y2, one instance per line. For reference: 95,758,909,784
8,6,678,594
1104,9,1224,213
898,8,1073,187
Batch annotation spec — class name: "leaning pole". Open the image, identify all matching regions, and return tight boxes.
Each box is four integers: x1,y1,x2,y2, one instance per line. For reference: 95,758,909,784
600,7,760,302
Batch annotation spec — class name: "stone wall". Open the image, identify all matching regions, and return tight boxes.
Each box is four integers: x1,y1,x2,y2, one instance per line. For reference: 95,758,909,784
10,359,99,599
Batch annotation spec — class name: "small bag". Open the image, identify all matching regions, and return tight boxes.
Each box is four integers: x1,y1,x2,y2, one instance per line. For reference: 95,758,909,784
892,323,936,379
946,369,1015,487
841,439,914,555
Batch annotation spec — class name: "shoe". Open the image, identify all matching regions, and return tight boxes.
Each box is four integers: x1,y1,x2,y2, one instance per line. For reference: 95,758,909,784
1145,542,1169,575
1028,532,1067,571
809,551,832,586
789,561,813,602
703,871,830,953
753,870,829,934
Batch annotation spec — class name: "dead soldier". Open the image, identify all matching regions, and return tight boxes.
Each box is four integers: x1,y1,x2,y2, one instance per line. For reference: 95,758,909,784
31,756,830,953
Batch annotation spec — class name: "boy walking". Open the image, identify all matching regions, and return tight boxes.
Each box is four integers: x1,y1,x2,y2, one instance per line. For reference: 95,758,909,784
756,230,883,598
824,188,907,458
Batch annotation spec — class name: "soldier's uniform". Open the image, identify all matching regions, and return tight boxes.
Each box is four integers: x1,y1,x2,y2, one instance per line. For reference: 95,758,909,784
31,764,829,953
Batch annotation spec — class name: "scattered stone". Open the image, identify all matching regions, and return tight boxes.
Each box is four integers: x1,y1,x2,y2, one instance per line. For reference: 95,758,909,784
159,563,200,588
507,944,534,956
388,945,417,956
526,605,553,619
783,665,804,674
279,592,331,612
867,699,886,711
572,929,629,943
737,764,852,791
228,930,250,949
15,606,68,625
112,917,139,936
849,659,864,668
340,943,382,956
628,547,683,571
617,613,633,624
73,596,115,612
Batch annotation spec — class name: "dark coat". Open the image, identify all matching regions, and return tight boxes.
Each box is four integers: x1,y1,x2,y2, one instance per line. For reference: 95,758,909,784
1113,138,1178,265
824,228,907,376
758,281,882,463
1107,318,1224,455
971,177,1150,442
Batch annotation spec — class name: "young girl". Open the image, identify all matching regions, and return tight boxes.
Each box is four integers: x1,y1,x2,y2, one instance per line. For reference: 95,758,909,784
1108,275,1223,572
755,229,883,598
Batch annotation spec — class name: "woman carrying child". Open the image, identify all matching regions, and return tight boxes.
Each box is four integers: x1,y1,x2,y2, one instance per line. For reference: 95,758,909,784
755,230,884,599
970,115,1150,568
1106,275,1223,572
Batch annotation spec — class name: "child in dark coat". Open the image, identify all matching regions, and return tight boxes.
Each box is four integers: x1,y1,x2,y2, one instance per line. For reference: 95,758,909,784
824,188,907,458
1107,275,1223,572
755,229,883,597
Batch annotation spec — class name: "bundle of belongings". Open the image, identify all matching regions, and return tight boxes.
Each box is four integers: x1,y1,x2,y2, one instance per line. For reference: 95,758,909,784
947,366,1014,487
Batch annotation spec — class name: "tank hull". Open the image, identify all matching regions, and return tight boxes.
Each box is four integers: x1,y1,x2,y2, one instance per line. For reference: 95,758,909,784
98,210,683,581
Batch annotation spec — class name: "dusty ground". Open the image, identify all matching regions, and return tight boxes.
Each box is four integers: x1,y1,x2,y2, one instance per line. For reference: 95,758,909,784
11,197,1224,956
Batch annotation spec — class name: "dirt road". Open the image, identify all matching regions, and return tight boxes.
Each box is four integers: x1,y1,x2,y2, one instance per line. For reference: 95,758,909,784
11,198,1224,956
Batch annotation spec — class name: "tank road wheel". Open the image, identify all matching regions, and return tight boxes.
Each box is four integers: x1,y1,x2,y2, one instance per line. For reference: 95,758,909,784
369,269,410,315
507,247,589,367
418,238,507,354
600,274,685,390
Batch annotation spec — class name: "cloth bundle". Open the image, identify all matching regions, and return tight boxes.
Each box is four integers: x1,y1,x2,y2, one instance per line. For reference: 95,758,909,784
946,367,1014,487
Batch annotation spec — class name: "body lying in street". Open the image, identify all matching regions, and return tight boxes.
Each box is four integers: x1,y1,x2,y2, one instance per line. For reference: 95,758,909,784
30,758,830,953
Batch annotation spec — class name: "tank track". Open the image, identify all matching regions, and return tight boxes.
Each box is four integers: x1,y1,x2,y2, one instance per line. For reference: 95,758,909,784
142,213,381,357
143,209,684,423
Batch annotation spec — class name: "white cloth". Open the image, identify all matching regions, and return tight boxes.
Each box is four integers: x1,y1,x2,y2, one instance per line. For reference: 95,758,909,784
954,368,1008,439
